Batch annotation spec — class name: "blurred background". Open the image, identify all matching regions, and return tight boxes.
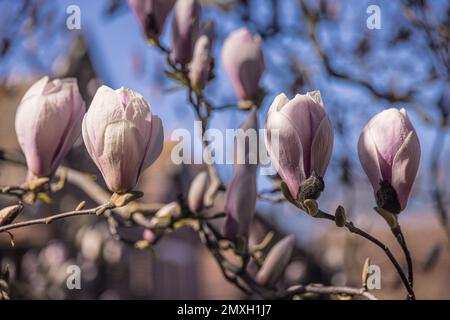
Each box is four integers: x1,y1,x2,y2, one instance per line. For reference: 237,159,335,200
0,0,449,299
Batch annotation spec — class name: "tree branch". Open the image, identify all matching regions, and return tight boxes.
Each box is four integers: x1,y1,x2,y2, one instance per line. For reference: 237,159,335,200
0,202,115,233
315,210,415,300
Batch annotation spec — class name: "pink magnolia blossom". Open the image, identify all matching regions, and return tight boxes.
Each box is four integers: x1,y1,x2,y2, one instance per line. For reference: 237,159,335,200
265,91,334,200
256,234,295,287
170,0,201,65
15,76,85,178
358,108,420,213
128,0,175,38
224,108,258,240
82,86,164,193
187,171,209,213
221,28,265,101
188,20,215,90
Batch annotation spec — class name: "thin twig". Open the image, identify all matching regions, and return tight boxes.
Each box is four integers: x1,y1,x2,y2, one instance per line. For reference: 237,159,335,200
285,284,377,300
0,202,114,233
315,210,416,300
391,225,414,288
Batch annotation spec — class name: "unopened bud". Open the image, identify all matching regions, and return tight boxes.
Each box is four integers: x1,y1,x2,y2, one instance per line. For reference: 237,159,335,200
335,205,346,227
111,191,144,207
75,201,86,211
187,171,209,213
154,201,182,223
256,234,295,288
0,203,23,226
303,199,319,217
28,177,50,191
361,257,371,289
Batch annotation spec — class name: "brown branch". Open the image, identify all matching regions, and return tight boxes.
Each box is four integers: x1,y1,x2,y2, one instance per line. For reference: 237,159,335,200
285,284,377,300
391,225,414,289
0,202,115,234
315,210,415,300
199,220,377,300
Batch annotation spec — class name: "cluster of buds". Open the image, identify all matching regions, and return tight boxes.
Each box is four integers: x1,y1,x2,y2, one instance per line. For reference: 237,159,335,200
128,1,266,104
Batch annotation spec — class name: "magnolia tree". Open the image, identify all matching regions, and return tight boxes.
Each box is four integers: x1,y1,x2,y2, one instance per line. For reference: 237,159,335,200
0,0,436,300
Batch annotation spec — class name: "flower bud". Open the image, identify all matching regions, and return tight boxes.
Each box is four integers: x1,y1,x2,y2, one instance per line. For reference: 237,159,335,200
153,201,182,222
0,203,23,226
142,228,156,243
224,108,258,240
256,234,295,288
265,91,333,201
188,20,215,90
128,0,175,39
170,0,201,65
358,108,420,213
188,171,209,213
82,86,164,193
222,28,265,101
15,76,85,178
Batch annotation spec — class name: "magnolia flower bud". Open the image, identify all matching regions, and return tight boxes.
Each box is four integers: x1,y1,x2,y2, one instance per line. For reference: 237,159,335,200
256,234,295,288
15,76,85,178
82,86,164,193
265,91,333,201
188,171,209,213
188,20,215,90
222,28,265,101
358,108,420,214
170,0,201,65
224,108,258,240
155,201,182,220
0,203,23,226
128,0,176,39
142,228,156,243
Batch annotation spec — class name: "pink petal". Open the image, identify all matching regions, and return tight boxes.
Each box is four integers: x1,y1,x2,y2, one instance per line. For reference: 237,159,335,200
128,0,175,36
310,115,333,177
85,86,125,156
140,114,164,172
234,107,258,170
171,0,201,64
366,108,412,182
221,28,265,100
98,120,145,193
279,93,325,177
268,93,290,114
358,122,383,193
265,110,305,199
224,166,257,240
391,131,421,210
20,76,48,102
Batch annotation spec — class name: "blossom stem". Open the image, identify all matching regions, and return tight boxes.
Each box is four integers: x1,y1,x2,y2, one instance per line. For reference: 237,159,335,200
391,225,414,288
